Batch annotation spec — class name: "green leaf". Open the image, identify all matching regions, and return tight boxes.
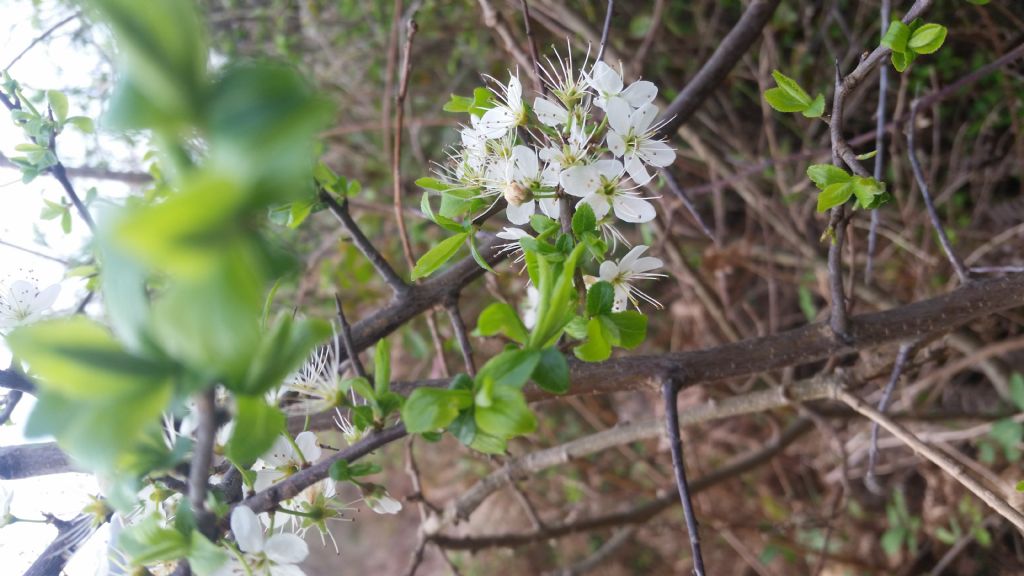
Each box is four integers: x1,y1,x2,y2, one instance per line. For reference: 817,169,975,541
1016,480,1024,492
236,316,331,395
851,177,889,210
374,338,391,396
770,70,812,104
469,431,506,454
188,532,228,576
65,115,95,133
1009,373,1024,411
586,281,615,317
7,317,175,399
449,409,477,446
531,347,569,394
573,317,612,362
530,214,560,235
225,396,285,466
802,93,825,119
401,388,471,433
117,515,190,566
882,20,911,54
411,232,468,280
442,93,474,113
475,385,536,439
475,349,542,406
415,177,452,191
891,50,915,73
807,164,852,190
571,202,597,236
607,311,647,349
476,302,529,344
469,236,497,274
908,23,947,54
816,181,855,212
47,90,69,123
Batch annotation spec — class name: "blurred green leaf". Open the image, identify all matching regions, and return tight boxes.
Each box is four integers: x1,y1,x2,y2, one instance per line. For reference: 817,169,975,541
531,347,569,394
225,396,285,466
476,302,529,344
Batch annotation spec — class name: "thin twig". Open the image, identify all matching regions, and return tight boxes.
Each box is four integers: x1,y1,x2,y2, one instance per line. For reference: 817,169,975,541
0,238,68,264
906,99,970,284
827,63,850,340
837,389,1024,533
4,12,80,71
321,191,409,295
445,297,476,375
518,0,544,95
865,0,891,286
661,377,705,575
392,15,419,273
595,0,614,63
334,294,368,379
659,168,716,243
866,342,913,493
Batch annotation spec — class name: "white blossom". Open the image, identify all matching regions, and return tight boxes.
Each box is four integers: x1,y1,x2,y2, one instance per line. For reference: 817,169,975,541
521,286,540,329
0,278,59,332
559,159,657,223
496,227,533,263
218,506,309,576
254,432,321,492
593,245,665,311
284,331,348,415
481,145,558,225
479,73,527,139
364,490,402,515
605,102,674,185
585,61,657,121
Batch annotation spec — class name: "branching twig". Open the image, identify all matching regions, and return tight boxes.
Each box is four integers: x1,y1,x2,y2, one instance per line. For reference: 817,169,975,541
827,64,851,340
188,388,217,533
4,11,80,71
595,0,614,64
661,376,705,575
837,389,1024,533
335,293,368,379
445,296,476,375
392,15,419,273
866,342,913,493
321,191,409,295
906,99,970,285
865,0,891,286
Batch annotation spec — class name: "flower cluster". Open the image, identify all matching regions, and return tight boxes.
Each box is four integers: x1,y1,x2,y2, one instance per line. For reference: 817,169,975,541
437,51,671,310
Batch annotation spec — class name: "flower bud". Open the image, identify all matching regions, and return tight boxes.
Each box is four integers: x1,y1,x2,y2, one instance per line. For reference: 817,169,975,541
502,181,531,206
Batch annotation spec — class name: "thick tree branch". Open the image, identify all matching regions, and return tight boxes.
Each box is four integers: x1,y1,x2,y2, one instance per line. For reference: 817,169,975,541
0,442,76,479
22,514,96,576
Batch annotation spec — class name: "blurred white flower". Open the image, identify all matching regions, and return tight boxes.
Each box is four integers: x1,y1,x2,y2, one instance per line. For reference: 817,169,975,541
333,410,366,445
605,102,674,185
560,159,657,223
284,330,349,415
521,286,540,329
364,490,402,515
0,278,59,332
479,73,527,139
496,227,532,264
593,245,666,311
254,432,321,492
219,505,308,576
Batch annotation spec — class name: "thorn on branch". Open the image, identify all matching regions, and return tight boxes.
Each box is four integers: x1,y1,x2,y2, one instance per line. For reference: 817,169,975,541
334,293,368,379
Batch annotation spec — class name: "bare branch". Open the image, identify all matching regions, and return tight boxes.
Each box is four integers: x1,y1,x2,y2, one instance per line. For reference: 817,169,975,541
837,388,1024,533
0,442,76,479
661,376,705,575
594,1,614,64
321,192,409,295
866,342,914,493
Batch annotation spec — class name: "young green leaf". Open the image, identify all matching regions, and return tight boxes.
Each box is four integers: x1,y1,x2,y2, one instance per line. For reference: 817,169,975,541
531,347,569,394
881,20,911,53
802,93,825,119
401,388,470,433
817,181,856,212
411,232,468,280
606,311,647,349
571,202,597,236
475,385,536,439
573,317,612,362
225,396,285,466
476,302,529,344
47,90,69,123
807,164,852,189
586,281,615,317
908,23,947,54
374,338,391,395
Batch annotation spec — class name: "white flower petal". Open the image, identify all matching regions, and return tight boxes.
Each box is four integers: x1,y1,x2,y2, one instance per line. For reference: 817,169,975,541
538,197,561,218
612,285,630,312
8,280,35,307
294,431,321,462
368,494,403,515
606,130,626,158
630,103,659,135
581,193,611,220
622,80,658,108
599,260,619,282
638,139,676,167
254,470,284,493
261,436,294,467
588,61,623,95
230,506,264,554
533,97,568,127
619,245,649,270
594,159,623,180
512,145,538,178
624,155,653,186
31,284,60,312
506,199,536,225
497,227,531,240
605,97,632,134
479,107,515,139
265,533,309,564
507,75,523,108
270,566,307,576
629,256,664,274
613,195,657,223
559,165,599,197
